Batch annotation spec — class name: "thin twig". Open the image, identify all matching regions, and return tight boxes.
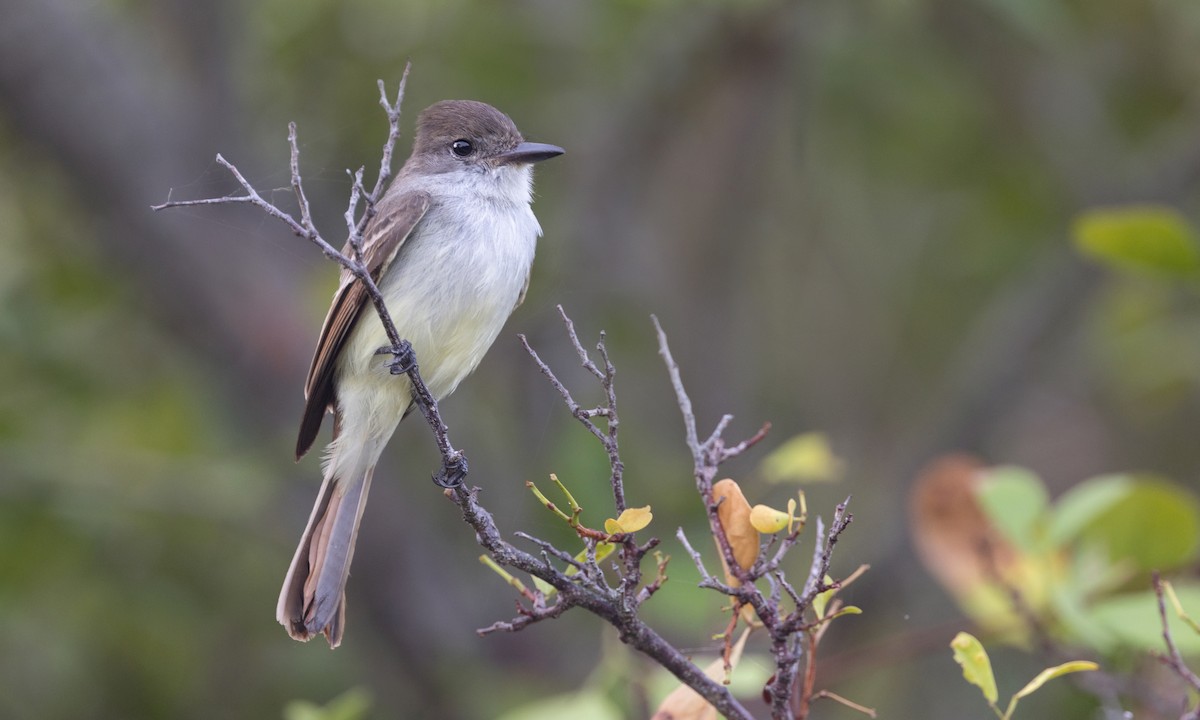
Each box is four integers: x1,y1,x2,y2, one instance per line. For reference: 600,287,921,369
1154,572,1200,720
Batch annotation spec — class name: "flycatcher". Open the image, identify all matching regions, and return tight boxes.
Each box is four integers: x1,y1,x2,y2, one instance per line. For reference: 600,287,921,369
277,100,563,647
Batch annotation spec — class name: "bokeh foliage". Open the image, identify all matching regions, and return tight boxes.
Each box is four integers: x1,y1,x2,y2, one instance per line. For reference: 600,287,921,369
2,0,1200,718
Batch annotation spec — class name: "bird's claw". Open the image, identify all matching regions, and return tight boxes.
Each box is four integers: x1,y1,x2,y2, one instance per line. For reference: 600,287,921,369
433,453,468,488
376,341,417,375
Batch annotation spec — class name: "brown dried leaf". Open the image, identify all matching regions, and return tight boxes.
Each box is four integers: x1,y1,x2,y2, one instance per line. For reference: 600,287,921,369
651,628,751,720
909,455,1020,602
713,479,760,587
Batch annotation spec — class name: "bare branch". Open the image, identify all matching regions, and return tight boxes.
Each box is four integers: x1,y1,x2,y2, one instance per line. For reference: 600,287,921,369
519,333,605,443
653,314,701,456
287,122,317,238
514,531,585,571
370,62,410,203
1154,572,1200,719
344,166,367,263
722,421,773,461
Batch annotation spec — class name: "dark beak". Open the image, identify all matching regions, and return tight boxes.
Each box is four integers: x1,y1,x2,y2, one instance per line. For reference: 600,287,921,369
497,141,565,166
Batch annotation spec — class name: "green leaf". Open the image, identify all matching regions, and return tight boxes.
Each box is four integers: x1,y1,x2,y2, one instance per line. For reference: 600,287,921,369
1013,661,1099,700
1046,475,1132,547
950,632,998,705
760,432,843,484
532,575,557,599
1164,580,1200,635
479,555,528,595
827,605,862,620
1073,205,1200,277
813,576,836,619
1002,661,1099,720
975,466,1048,552
495,690,622,720
284,688,371,720
1051,582,1120,653
1085,583,1200,653
566,542,615,577
1074,476,1200,572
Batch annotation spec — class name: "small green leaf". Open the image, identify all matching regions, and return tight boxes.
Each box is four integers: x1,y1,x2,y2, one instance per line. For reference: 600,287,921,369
1075,476,1200,571
1073,205,1200,277
950,632,998,705
1085,583,1200,653
1013,661,1099,700
532,575,557,599
284,688,372,720
760,433,843,484
1046,475,1132,547
827,606,862,619
975,466,1048,552
1164,580,1200,635
566,542,616,577
479,555,528,595
495,690,623,720
1051,581,1121,653
813,576,836,619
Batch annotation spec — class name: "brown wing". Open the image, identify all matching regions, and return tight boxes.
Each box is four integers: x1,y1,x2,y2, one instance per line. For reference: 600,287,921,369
295,190,431,459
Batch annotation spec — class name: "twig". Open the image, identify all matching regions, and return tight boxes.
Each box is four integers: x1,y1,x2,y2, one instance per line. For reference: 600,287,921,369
519,304,627,513
812,690,877,718
654,313,857,720
1153,572,1200,719
473,313,755,719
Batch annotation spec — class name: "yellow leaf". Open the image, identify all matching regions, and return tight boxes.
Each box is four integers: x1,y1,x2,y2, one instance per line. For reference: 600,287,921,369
713,479,760,586
950,632,998,705
828,606,862,619
760,433,843,484
652,628,751,720
1012,661,1098,700
749,504,790,534
606,506,653,534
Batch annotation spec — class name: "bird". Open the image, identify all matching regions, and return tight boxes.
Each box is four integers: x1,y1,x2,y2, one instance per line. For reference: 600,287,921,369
276,99,563,647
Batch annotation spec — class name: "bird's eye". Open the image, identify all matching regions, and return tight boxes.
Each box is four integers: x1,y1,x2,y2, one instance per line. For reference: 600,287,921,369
450,139,473,157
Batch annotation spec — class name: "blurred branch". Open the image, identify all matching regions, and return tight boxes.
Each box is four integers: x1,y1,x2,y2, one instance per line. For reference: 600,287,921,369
1153,573,1200,720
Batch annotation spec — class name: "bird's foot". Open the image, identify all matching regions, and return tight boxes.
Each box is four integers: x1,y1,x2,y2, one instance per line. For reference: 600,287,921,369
376,340,417,375
433,452,468,488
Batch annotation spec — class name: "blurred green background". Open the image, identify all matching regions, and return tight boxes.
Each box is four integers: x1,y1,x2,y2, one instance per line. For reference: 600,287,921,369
2,0,1200,717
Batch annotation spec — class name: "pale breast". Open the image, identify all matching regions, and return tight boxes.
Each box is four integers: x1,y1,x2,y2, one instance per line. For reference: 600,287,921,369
336,187,541,418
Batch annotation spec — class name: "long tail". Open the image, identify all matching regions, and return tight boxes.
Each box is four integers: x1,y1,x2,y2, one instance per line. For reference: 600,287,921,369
276,439,375,649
